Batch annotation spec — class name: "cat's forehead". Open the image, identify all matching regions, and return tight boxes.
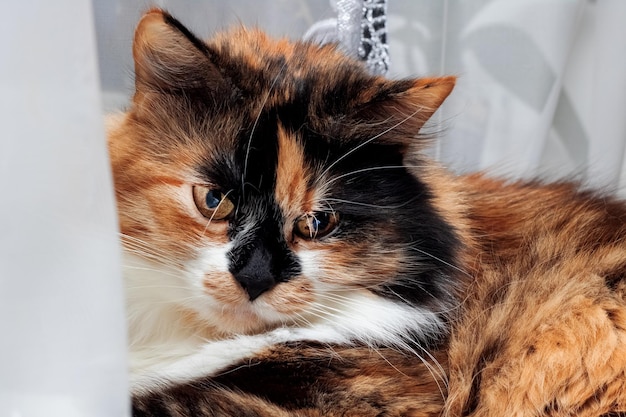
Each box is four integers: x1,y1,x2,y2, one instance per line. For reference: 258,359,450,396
207,27,369,107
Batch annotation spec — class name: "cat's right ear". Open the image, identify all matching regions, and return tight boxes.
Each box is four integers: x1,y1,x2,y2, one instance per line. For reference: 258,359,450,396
132,9,229,97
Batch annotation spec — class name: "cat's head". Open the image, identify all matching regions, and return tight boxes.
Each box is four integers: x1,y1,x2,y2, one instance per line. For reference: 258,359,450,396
110,9,461,340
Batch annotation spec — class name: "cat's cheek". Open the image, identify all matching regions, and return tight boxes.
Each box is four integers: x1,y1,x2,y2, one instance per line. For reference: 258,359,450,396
261,277,315,315
187,243,239,308
202,272,248,305
295,248,326,281
296,240,403,288
191,242,232,274
294,245,366,285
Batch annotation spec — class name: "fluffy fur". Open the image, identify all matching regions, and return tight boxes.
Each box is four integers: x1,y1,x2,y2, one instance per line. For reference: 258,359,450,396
109,9,626,416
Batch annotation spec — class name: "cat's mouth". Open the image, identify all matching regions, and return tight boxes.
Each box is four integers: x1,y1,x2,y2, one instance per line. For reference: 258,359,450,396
202,271,315,333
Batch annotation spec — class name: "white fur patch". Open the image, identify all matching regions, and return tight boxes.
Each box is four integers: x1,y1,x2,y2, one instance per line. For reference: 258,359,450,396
125,242,233,377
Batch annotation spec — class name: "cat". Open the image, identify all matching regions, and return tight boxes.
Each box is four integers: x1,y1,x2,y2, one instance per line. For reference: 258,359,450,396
107,9,626,417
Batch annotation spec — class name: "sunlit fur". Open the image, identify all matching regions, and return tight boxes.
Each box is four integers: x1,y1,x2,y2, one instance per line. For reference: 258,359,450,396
116,9,626,417
444,176,626,416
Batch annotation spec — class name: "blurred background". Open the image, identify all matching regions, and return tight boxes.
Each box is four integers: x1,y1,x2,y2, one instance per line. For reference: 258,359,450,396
1,1,624,416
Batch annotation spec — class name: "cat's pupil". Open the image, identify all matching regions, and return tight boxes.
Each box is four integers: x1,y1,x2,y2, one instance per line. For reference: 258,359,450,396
205,190,222,209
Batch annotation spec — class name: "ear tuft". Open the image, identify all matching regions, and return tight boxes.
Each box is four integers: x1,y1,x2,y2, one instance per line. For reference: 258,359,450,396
408,76,456,116
349,76,455,146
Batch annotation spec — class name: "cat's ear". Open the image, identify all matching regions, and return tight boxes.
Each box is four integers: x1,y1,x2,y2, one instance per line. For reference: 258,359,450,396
348,76,455,145
132,9,229,96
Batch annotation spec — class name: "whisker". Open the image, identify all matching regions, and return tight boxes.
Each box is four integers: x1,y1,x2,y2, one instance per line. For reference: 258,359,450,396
319,108,422,178
282,299,448,394
122,265,183,280
322,164,426,188
242,61,288,195
124,283,195,291
371,345,448,397
201,189,235,237
323,197,418,209
409,246,472,278
126,295,205,307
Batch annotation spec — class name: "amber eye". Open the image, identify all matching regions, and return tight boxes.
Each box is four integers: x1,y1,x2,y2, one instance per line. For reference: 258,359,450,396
192,185,234,220
294,212,340,240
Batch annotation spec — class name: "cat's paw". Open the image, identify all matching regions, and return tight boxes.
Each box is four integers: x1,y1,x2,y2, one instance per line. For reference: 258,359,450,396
265,324,349,345
130,325,349,394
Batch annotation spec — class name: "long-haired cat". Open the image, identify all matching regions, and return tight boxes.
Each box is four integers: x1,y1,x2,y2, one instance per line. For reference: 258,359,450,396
108,9,626,416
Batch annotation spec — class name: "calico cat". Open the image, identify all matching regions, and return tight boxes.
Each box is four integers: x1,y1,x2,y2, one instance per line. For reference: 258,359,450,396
108,9,626,417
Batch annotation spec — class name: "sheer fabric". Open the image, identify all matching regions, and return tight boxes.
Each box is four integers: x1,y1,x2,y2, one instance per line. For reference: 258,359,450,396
0,1,128,416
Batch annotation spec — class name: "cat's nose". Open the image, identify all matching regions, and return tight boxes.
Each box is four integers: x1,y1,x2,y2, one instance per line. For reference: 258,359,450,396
230,244,277,301
232,271,276,301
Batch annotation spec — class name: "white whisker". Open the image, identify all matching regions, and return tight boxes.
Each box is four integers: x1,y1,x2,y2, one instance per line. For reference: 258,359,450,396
323,197,418,209
409,246,472,278
201,189,235,237
322,164,426,188
242,61,288,195
319,108,422,179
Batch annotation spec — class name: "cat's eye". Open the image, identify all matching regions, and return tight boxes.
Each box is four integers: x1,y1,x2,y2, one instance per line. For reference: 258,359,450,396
294,212,340,240
192,185,234,220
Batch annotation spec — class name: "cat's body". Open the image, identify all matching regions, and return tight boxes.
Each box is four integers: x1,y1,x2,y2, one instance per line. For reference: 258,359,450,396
447,176,626,416
111,9,626,417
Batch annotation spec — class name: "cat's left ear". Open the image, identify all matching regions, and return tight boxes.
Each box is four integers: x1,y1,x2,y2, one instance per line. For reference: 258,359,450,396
132,9,230,98
348,76,455,146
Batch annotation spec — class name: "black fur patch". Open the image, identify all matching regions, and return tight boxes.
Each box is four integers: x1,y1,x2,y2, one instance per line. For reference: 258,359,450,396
224,110,302,298
299,123,459,308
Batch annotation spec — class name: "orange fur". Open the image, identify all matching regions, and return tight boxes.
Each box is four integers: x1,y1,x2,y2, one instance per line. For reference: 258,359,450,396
275,124,313,221
444,175,626,416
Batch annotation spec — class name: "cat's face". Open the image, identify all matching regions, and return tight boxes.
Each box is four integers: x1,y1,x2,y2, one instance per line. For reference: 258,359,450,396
110,10,459,337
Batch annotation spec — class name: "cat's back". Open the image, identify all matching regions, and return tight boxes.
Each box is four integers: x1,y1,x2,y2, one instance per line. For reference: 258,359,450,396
463,174,626,274
446,174,626,416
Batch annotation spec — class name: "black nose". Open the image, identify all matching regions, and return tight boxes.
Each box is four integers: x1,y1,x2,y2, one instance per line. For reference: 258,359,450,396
233,272,276,301
231,244,277,301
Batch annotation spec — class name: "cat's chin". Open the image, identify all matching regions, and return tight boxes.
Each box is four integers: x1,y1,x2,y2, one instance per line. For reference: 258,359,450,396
202,302,280,336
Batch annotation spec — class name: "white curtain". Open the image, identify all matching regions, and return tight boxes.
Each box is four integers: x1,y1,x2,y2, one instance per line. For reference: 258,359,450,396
0,1,128,416
389,0,626,194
